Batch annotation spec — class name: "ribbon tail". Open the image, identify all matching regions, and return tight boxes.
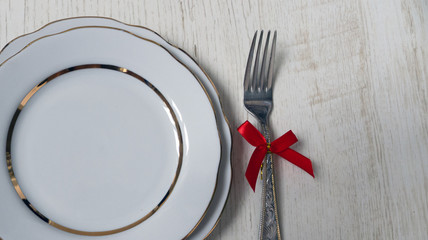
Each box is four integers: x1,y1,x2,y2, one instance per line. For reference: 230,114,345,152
276,149,314,177
245,146,267,191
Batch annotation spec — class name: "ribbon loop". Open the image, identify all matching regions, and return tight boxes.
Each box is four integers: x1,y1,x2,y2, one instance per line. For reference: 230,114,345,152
237,121,267,147
270,130,297,152
237,121,314,191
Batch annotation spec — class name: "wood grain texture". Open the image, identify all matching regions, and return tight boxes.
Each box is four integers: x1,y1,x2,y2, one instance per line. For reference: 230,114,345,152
0,0,427,239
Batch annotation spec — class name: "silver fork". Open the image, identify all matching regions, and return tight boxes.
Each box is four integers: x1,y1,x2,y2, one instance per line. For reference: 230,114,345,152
243,30,280,240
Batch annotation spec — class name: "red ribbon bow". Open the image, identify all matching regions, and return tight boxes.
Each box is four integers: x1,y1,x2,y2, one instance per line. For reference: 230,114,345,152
238,121,314,191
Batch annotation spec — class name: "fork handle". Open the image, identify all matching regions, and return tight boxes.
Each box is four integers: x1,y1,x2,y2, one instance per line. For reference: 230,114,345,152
259,123,281,240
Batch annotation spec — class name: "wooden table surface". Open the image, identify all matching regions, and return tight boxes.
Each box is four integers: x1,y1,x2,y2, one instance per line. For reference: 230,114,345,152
1,0,427,239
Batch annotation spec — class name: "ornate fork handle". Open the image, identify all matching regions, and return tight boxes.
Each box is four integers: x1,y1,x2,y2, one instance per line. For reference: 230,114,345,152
260,123,281,240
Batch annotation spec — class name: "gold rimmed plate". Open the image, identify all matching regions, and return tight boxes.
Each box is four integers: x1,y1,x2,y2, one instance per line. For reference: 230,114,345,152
6,64,183,236
0,17,234,240
0,26,221,240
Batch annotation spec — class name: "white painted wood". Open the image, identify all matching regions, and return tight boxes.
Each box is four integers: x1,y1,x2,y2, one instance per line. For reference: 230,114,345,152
0,0,427,239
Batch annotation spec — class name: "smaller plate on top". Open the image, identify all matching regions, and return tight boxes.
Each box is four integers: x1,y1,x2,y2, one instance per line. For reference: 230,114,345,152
7,64,183,235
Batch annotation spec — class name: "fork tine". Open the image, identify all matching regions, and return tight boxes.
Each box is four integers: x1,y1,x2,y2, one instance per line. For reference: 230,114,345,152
252,30,263,91
266,30,277,90
244,31,258,91
260,31,271,91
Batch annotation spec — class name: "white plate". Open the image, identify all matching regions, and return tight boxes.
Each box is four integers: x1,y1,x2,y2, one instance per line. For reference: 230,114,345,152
0,26,221,240
0,17,232,240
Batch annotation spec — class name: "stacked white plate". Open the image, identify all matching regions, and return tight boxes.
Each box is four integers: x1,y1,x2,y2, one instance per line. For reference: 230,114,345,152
0,17,231,240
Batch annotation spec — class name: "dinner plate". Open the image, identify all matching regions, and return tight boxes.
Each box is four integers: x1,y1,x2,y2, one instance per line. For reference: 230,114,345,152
0,26,221,240
0,17,232,240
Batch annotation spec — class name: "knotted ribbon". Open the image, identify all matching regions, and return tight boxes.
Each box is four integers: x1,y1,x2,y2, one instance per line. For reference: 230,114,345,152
238,121,314,191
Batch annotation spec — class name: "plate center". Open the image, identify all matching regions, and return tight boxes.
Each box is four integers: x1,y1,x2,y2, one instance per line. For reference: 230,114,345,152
8,65,182,233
